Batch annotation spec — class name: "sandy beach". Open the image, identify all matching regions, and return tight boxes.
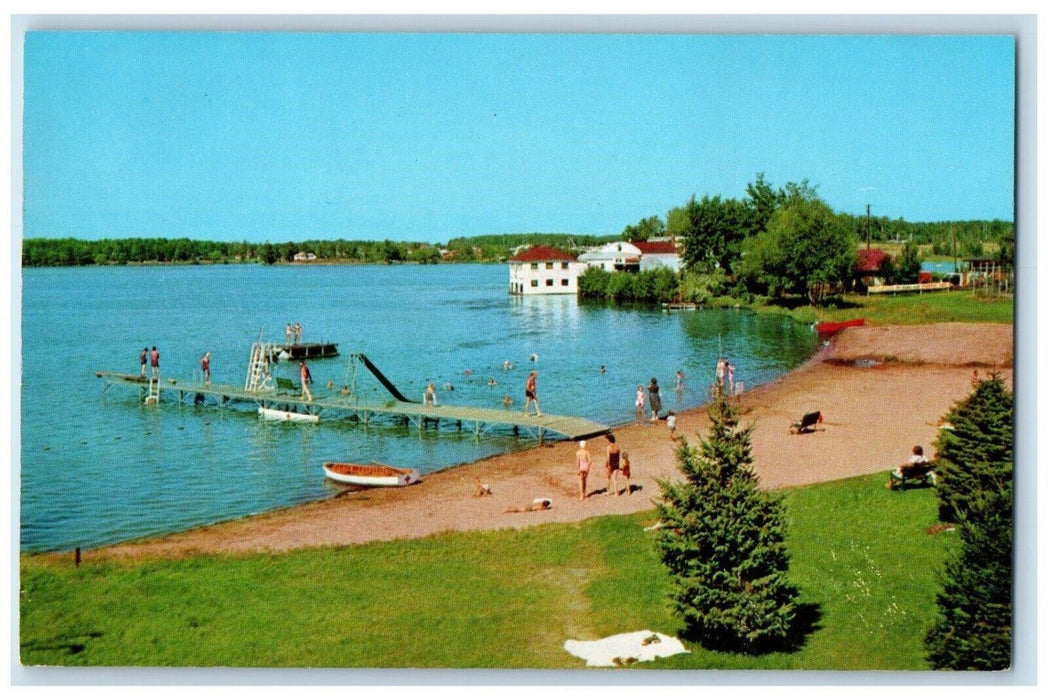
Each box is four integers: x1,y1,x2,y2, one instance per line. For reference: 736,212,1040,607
88,322,1012,561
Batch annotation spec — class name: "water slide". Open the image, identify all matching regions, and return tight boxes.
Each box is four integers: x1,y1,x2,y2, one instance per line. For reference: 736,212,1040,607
354,353,417,403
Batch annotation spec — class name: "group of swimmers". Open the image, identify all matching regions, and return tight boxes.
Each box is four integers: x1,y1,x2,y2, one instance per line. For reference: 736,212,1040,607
576,434,630,500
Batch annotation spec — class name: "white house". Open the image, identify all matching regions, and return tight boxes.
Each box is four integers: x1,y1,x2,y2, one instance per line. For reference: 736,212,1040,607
634,240,682,273
507,245,585,295
577,242,642,272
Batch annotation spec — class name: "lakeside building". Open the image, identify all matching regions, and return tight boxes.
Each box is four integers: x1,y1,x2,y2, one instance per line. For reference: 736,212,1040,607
507,245,586,295
855,247,891,287
633,240,682,273
577,242,642,272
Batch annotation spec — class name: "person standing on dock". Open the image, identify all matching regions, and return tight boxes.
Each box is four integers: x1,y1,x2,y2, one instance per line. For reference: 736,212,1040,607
285,323,293,344
200,352,211,386
424,382,438,406
299,361,313,401
140,347,148,378
150,346,160,379
524,370,542,417
294,322,302,344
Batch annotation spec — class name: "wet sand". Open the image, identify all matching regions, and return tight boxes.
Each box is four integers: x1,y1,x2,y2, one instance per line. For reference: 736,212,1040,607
86,323,1012,561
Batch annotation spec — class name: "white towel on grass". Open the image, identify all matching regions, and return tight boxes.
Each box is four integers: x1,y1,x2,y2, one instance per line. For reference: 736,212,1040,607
564,630,689,667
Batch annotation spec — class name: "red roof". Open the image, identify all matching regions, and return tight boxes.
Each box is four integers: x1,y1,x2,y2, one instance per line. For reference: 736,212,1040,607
855,248,891,273
632,241,679,255
508,245,577,262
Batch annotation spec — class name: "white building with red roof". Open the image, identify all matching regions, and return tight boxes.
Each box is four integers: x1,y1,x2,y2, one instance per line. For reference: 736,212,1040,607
633,240,682,272
507,245,586,295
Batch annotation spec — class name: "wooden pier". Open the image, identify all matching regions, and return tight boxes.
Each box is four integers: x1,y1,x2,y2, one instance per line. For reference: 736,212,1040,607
262,341,339,361
95,371,609,443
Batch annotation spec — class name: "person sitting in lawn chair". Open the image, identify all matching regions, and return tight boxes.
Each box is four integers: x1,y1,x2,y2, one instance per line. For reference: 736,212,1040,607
888,445,937,490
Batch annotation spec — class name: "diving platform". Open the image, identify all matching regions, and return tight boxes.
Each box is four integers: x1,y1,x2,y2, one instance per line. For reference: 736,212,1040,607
94,371,610,443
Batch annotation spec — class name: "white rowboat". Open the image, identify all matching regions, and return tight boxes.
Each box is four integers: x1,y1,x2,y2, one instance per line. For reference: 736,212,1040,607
322,462,420,487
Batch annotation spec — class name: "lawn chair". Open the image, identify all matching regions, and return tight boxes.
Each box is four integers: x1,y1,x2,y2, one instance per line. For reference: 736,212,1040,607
789,411,822,434
888,462,937,490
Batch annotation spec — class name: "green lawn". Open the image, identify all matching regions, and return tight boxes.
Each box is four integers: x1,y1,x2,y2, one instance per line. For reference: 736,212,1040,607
20,473,951,670
743,289,1013,327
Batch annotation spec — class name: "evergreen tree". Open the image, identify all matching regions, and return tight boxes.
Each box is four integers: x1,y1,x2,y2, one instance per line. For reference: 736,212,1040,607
933,374,1013,524
924,375,1013,670
925,486,1013,670
653,394,799,653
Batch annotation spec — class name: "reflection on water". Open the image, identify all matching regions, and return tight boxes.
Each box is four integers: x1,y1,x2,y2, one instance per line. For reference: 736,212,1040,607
20,263,818,552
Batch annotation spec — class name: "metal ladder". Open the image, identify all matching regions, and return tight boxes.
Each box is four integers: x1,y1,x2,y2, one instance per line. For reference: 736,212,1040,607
145,372,161,404
245,342,274,392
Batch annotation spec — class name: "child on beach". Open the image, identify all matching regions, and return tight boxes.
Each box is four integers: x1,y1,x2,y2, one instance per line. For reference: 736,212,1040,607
620,452,631,496
576,440,592,500
635,385,646,422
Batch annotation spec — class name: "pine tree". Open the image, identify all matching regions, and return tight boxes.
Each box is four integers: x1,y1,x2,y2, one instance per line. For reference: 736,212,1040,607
653,394,799,653
933,374,1013,524
925,375,1013,670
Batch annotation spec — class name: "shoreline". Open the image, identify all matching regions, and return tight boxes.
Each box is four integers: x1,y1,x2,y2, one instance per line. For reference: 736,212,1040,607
50,322,1013,562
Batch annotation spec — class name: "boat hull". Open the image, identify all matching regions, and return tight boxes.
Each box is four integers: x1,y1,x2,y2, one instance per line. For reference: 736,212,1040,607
258,406,319,423
323,462,420,487
814,318,865,336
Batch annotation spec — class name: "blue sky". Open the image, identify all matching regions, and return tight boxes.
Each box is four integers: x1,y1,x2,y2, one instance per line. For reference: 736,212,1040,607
21,32,1015,243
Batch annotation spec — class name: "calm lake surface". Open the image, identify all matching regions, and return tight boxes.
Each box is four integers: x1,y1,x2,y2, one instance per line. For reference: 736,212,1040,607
20,263,819,553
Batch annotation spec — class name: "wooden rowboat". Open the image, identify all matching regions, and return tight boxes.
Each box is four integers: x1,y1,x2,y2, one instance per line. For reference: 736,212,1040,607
814,318,865,336
323,462,420,487
258,406,319,423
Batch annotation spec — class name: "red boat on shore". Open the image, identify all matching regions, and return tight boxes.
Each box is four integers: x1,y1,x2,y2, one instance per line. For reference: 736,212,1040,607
814,318,866,336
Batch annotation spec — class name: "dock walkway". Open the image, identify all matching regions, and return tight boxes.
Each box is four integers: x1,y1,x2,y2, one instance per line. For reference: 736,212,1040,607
95,371,609,442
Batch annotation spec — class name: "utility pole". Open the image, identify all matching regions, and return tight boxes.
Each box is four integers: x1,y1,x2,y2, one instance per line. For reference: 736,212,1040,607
865,204,871,250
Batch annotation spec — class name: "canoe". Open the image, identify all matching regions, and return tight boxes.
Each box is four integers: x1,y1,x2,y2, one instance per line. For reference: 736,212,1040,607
323,462,420,487
258,406,319,423
814,318,865,336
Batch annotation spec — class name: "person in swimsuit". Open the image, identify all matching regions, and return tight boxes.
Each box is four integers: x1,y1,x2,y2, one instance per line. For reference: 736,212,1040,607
200,352,210,385
635,384,646,422
140,347,148,378
299,361,313,401
524,370,541,417
576,440,592,500
424,382,437,406
150,346,160,379
605,433,623,496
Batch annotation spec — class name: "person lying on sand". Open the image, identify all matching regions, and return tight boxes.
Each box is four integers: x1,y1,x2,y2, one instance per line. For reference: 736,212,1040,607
505,498,552,513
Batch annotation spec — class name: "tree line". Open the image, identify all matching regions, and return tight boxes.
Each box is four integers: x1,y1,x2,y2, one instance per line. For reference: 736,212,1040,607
20,233,618,268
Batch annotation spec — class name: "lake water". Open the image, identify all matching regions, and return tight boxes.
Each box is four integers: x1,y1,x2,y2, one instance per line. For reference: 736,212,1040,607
19,263,819,553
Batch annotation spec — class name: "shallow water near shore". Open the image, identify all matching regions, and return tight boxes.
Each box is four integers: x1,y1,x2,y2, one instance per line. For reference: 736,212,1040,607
20,263,819,552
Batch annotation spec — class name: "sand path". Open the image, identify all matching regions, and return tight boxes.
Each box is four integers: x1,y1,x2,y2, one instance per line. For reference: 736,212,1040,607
86,323,1012,561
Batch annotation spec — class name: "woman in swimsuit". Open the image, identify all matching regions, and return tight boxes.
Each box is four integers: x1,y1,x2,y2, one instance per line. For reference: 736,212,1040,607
605,433,623,496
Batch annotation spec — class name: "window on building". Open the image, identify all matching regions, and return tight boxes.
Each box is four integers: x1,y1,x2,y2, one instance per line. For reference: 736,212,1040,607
561,279,569,286
530,279,538,287
545,279,553,286
561,262,569,269
530,263,538,270
545,262,554,270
